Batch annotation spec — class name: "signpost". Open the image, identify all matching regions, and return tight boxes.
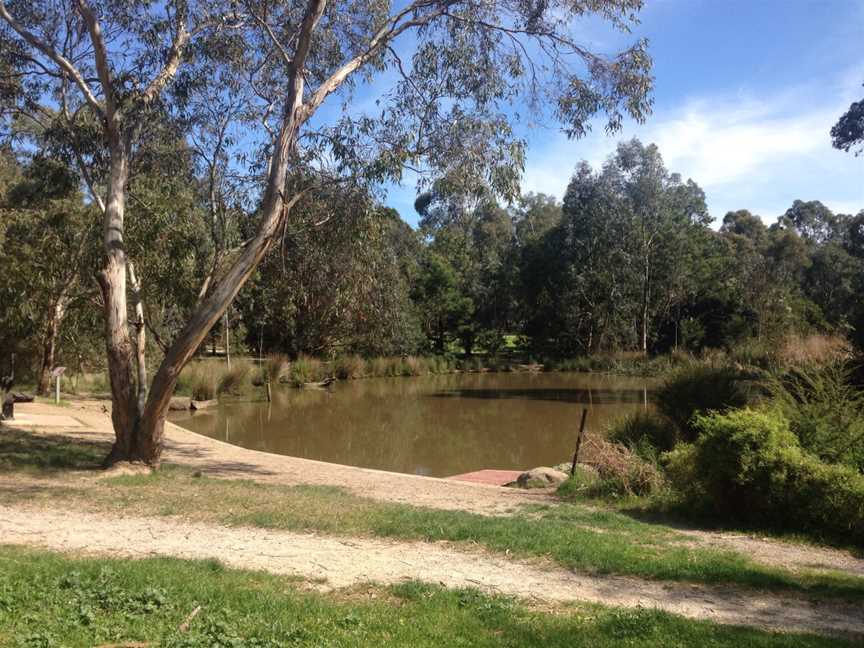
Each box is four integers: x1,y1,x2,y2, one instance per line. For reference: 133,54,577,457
51,366,66,404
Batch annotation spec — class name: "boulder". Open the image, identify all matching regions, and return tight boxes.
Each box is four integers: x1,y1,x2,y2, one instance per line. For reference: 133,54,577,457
506,466,569,489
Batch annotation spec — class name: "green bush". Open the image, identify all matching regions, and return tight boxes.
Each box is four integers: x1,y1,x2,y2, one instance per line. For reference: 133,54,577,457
556,465,601,499
655,365,751,441
608,411,678,459
767,363,864,471
664,408,864,543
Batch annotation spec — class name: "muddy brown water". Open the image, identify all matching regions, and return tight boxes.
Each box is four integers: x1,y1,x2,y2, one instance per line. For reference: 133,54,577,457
170,372,653,477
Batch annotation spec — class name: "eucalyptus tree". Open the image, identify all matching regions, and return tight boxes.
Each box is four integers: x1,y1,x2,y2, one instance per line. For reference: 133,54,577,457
1,0,653,464
832,85,864,155
0,156,98,393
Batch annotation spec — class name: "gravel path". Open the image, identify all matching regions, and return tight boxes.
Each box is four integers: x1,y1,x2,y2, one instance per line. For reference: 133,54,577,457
1,505,862,638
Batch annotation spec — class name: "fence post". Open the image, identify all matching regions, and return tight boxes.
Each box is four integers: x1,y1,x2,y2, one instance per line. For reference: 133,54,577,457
570,407,589,476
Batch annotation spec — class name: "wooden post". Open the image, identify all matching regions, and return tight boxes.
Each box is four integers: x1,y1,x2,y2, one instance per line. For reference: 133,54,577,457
570,407,589,476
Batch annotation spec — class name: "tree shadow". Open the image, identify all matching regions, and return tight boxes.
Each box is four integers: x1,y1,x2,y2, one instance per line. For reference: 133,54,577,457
616,502,864,558
0,427,111,473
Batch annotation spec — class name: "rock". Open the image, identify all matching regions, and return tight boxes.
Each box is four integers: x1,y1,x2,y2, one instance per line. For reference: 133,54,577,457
11,392,34,403
506,466,569,489
190,399,218,410
168,397,192,411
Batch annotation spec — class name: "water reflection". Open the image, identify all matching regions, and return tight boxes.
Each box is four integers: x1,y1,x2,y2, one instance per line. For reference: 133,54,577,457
170,372,653,477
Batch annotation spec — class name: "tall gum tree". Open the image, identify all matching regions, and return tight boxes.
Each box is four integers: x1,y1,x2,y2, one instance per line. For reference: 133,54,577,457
1,0,654,464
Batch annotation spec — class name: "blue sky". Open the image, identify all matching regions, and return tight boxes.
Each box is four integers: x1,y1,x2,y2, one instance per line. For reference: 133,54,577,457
378,0,864,227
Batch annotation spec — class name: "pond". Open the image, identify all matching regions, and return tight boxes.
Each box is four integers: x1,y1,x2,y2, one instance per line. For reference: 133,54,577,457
170,372,653,478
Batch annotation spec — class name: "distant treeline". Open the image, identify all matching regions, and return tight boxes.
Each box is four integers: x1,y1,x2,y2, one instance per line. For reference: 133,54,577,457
1,138,863,388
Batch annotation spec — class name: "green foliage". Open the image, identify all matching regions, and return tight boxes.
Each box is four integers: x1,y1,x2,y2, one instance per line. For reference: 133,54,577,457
288,355,328,387
664,408,864,543
767,363,864,471
1,547,853,648
263,353,288,384
608,411,678,459
178,363,221,401
556,465,601,498
216,361,253,397
654,366,752,441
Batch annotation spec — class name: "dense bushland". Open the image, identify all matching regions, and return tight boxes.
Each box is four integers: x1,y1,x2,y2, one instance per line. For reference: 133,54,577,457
567,359,864,544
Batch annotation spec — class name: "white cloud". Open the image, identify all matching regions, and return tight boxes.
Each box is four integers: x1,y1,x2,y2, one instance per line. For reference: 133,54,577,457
521,81,864,222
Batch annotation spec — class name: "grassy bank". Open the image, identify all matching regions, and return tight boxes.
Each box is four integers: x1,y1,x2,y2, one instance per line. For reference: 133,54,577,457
0,546,856,648
2,442,862,602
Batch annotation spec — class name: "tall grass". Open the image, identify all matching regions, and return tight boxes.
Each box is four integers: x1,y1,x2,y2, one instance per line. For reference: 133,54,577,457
263,353,288,384
288,354,327,386
333,354,366,379
182,363,218,401
216,360,253,397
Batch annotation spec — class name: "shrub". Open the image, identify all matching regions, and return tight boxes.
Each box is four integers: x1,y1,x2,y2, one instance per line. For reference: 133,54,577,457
556,464,601,499
333,354,365,380
401,356,424,376
578,437,665,497
186,364,217,401
608,411,678,460
767,362,864,471
289,355,326,387
216,361,252,396
664,408,864,543
654,365,751,441
263,354,288,384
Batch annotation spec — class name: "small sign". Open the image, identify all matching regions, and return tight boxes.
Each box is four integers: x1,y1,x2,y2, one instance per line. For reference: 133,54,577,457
51,366,66,378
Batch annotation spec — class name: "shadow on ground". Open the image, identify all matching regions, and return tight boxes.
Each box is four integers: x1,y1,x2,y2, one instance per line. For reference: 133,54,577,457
0,427,111,473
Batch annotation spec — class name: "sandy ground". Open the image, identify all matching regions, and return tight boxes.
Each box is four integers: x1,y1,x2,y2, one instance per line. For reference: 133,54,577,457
3,399,864,638
1,505,862,638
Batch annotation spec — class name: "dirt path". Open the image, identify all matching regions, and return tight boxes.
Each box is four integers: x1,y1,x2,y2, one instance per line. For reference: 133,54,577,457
1,505,861,638
6,400,864,581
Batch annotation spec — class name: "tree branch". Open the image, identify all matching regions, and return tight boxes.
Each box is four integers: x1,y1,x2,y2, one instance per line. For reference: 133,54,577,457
0,1,104,117
74,0,116,123
142,2,192,103
305,0,453,115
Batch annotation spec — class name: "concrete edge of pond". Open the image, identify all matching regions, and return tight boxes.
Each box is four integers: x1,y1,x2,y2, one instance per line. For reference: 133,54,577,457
11,400,555,515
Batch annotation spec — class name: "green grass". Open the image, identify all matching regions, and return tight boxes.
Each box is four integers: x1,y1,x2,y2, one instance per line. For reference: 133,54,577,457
7,466,860,601
0,546,854,647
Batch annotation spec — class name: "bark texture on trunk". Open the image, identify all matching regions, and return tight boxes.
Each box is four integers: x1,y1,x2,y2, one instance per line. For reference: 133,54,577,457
99,135,142,464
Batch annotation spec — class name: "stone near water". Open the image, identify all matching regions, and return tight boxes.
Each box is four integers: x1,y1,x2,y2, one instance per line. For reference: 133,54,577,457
506,466,569,489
